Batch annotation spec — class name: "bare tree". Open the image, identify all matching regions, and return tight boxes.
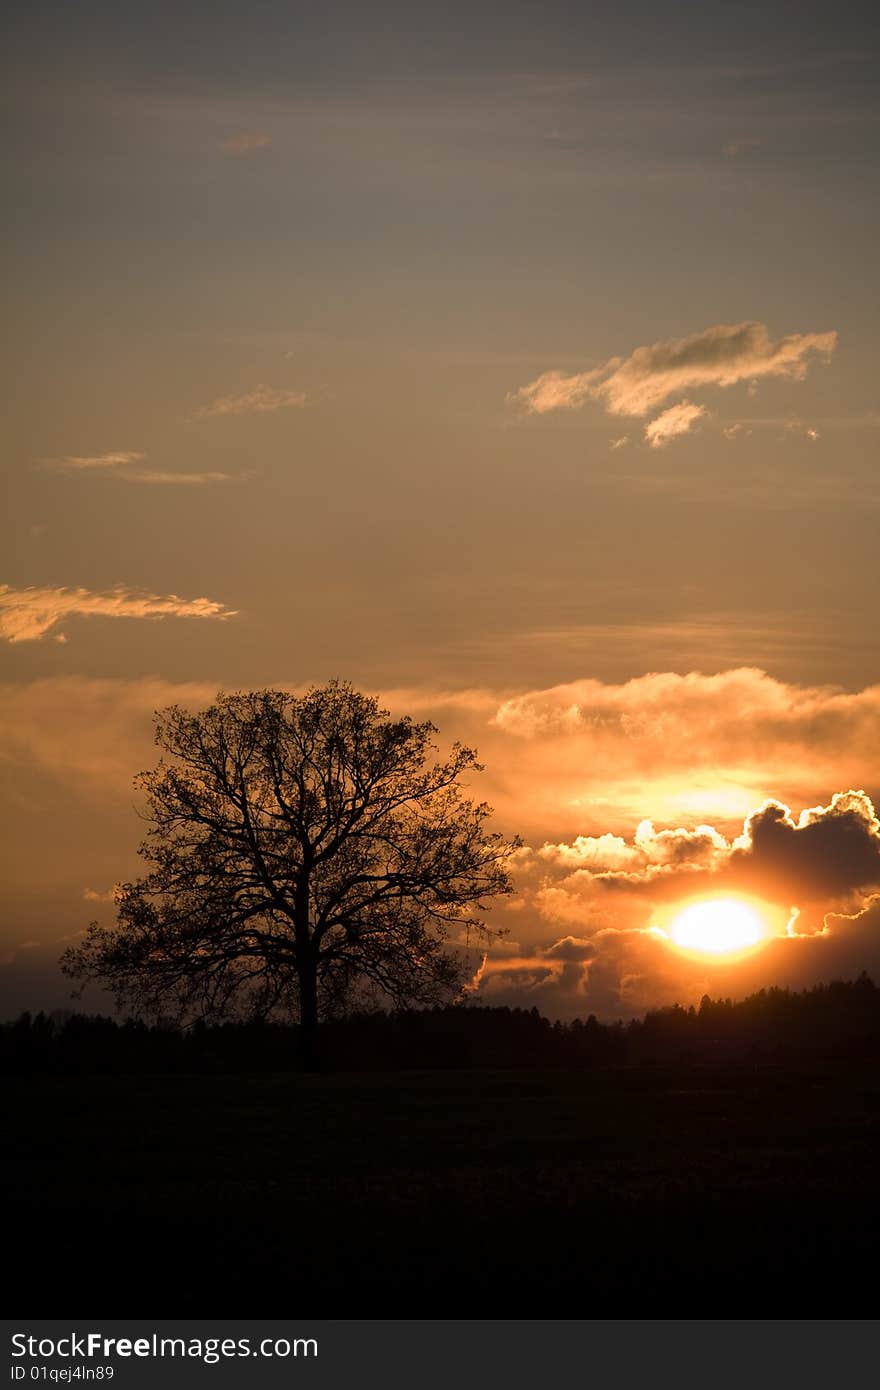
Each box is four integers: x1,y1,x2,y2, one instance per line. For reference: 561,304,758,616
61,682,519,1066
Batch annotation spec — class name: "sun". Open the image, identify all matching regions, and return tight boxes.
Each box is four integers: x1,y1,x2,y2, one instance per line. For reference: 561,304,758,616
664,897,768,958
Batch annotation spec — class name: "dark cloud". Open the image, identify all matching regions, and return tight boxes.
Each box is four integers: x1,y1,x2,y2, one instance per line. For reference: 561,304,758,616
728,792,880,902
565,792,880,908
477,792,880,1020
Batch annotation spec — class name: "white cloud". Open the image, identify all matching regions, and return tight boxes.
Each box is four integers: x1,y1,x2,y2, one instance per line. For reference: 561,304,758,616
190,385,307,420
644,401,706,448
510,320,837,419
0,585,237,643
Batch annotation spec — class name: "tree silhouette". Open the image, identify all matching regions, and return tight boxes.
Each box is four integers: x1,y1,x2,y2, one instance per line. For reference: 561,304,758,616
60,682,518,1066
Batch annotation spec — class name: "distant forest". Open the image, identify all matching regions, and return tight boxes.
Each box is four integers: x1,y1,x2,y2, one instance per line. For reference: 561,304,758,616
4,975,880,1073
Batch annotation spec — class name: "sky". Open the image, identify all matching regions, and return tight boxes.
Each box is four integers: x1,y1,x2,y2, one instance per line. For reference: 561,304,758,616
2,0,880,1020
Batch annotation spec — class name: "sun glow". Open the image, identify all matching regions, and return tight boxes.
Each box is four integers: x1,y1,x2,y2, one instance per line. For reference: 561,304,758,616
666,898,768,957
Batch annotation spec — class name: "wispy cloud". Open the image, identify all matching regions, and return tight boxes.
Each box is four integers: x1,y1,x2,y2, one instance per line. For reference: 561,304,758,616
44,452,235,485
721,417,823,443
189,385,307,421
644,401,706,448
510,320,837,425
51,451,146,470
218,132,271,154
609,435,629,451
0,585,237,643
113,469,236,486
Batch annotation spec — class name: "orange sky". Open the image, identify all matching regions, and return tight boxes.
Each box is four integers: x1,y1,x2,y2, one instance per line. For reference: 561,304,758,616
2,2,879,1018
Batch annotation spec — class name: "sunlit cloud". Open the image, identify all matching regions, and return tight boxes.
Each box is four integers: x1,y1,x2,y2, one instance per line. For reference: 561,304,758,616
42,453,234,486
0,585,237,643
509,365,604,415
532,792,880,908
4,672,880,1019
472,791,880,1018
5,667,874,838
114,469,236,486
189,385,307,420
721,417,827,444
510,320,837,420
45,452,235,485
540,820,728,877
644,401,706,448
609,435,629,450
486,668,880,841
218,132,271,154
50,451,146,470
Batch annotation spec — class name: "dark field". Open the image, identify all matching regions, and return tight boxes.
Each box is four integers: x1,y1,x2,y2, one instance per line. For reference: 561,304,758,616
5,1063,879,1316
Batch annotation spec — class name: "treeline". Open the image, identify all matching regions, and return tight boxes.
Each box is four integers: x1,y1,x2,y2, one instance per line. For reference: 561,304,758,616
3,974,880,1074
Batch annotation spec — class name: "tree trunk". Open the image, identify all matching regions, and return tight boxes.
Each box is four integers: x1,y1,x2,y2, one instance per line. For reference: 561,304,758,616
297,951,321,1072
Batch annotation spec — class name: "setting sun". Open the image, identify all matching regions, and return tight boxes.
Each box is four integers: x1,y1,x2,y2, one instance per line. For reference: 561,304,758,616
666,898,768,957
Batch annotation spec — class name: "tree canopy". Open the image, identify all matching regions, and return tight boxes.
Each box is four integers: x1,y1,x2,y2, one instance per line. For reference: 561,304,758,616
61,681,519,1064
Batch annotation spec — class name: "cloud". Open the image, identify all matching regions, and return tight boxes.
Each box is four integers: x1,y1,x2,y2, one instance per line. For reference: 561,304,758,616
190,385,307,420
523,792,880,932
0,585,237,643
542,935,596,963
529,774,879,922
510,320,837,420
474,792,880,1019
487,667,880,844
50,452,146,470
82,887,121,903
45,453,234,485
5,671,880,1022
728,791,880,903
609,435,629,450
540,832,643,872
540,820,728,878
471,893,880,1019
644,401,706,448
509,366,603,416
473,933,597,1010
111,470,236,486
218,133,271,154
0,676,219,794
492,669,880,758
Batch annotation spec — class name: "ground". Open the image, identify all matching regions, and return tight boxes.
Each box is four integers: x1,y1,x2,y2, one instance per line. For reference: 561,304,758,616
4,1063,878,1314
